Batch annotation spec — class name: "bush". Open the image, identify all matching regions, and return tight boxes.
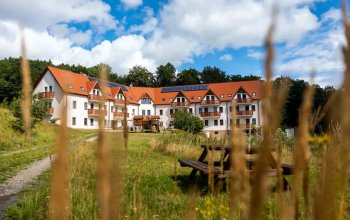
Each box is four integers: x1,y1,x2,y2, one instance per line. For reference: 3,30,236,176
10,94,50,132
173,110,204,134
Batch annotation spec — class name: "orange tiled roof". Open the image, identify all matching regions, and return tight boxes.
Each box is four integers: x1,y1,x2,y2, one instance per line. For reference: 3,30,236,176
36,66,262,104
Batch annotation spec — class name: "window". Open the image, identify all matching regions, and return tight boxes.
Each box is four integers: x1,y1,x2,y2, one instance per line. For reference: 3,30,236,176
205,120,208,126
72,117,76,125
49,86,53,92
142,110,145,115
170,109,174,115
252,105,256,111
73,101,77,109
68,84,73,89
198,96,201,100
191,96,194,100
90,103,94,109
220,119,224,126
252,118,257,125
141,98,152,104
252,92,256,96
245,105,249,111
169,98,173,102
111,106,114,113
44,86,48,92
189,108,193,114
219,107,223,113
199,108,203,113
90,118,94,126
84,118,87,126
132,109,135,115
228,94,232,97
243,94,247,99
246,118,250,124
214,120,218,126
162,98,165,102
160,109,163,115
213,107,218,112
220,94,224,98
84,102,87,110
147,110,151,115
236,106,239,111
237,94,241,99
80,87,85,92
229,106,232,112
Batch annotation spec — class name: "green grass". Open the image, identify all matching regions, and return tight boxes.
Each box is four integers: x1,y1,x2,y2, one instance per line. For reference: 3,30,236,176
5,132,344,220
0,107,96,183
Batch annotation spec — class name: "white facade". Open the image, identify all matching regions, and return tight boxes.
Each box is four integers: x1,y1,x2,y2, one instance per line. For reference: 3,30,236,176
34,70,263,132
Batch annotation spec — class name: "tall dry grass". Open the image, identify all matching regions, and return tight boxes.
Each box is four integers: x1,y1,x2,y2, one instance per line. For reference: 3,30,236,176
20,32,32,144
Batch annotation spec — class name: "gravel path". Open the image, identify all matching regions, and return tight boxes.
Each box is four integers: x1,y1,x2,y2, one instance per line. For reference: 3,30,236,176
0,136,97,215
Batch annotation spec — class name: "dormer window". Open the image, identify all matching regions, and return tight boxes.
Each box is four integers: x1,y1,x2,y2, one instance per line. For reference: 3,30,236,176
220,94,224,98
162,98,165,102
80,87,86,92
169,98,173,102
228,94,232,97
191,96,194,100
198,96,201,100
252,92,256,96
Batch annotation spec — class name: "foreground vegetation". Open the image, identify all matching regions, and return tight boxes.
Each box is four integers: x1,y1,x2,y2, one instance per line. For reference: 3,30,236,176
5,130,343,219
0,107,96,183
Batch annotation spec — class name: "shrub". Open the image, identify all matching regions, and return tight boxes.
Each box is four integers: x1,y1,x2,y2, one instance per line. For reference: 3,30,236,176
173,110,204,134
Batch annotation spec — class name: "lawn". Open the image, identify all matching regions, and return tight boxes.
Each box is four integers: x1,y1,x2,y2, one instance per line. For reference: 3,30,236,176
4,132,285,220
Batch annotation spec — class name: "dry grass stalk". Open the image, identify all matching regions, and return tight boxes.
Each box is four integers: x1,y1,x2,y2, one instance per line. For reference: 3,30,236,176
49,101,69,220
229,101,249,220
20,32,32,143
97,64,111,220
207,145,215,193
184,187,200,220
248,14,286,219
280,83,314,219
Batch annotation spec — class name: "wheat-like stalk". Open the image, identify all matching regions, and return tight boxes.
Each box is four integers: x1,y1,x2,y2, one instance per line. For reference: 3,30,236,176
49,101,69,220
97,64,111,220
20,31,32,144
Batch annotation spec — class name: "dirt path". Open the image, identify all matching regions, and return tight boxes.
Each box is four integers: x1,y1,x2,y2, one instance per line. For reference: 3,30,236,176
0,136,97,216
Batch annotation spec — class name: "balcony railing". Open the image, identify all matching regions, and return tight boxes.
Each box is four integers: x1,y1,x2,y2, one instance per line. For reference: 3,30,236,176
200,112,221,117
171,102,190,108
38,92,54,100
47,107,54,115
234,98,252,104
88,109,107,116
115,99,127,106
201,100,220,106
236,110,253,116
88,95,105,102
114,112,129,118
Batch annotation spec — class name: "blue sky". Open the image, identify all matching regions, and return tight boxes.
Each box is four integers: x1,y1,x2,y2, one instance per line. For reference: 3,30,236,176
0,0,346,87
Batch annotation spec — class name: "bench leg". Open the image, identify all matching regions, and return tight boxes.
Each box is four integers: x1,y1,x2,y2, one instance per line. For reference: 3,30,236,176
189,169,197,180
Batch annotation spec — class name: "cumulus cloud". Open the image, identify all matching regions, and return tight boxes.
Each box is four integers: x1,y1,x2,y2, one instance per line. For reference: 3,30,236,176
121,0,142,8
219,54,233,61
0,0,117,33
0,0,342,87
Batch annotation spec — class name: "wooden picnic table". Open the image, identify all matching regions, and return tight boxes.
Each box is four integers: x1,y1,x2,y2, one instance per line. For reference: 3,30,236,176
178,144,293,189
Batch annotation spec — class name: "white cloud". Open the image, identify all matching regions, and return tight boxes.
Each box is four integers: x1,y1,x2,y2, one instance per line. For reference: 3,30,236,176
121,0,142,8
49,24,92,46
0,0,117,32
321,8,341,22
247,49,264,60
219,54,233,61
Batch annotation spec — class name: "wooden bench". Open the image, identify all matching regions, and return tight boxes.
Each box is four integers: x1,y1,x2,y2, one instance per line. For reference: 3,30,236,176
178,144,293,189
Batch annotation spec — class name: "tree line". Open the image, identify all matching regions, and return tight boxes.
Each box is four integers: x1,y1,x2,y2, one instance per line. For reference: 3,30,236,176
0,57,337,131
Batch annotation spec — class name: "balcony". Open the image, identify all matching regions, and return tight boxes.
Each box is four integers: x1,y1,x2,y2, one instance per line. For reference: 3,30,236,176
171,102,190,108
201,100,220,106
47,107,54,115
200,112,221,118
234,98,252,104
88,95,105,102
114,112,129,118
88,109,107,116
38,92,54,100
115,99,127,106
236,110,253,116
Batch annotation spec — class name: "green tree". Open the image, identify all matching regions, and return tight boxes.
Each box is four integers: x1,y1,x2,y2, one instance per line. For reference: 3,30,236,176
175,68,200,85
155,62,176,87
125,65,154,87
200,66,228,83
173,110,204,133
229,74,261,81
10,94,50,131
